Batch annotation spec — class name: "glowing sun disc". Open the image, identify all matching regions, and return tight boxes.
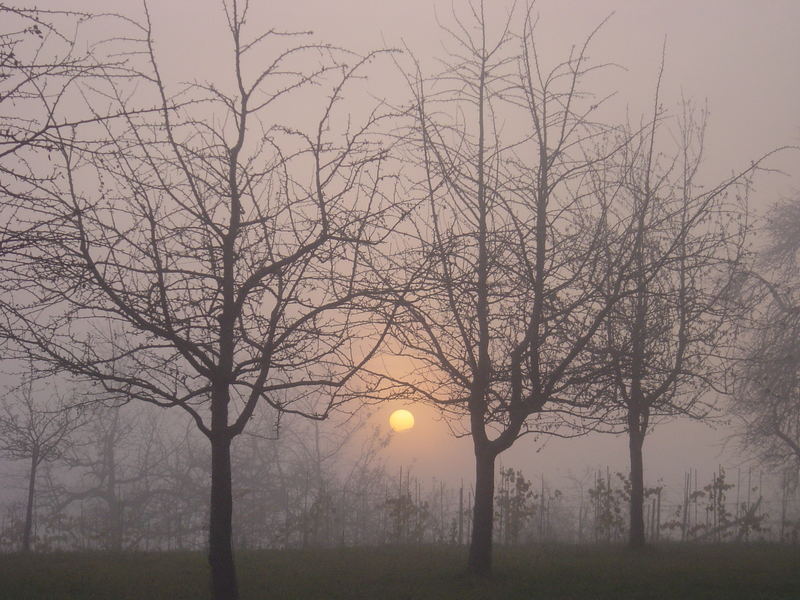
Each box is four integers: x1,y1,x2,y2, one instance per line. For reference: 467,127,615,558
389,409,415,432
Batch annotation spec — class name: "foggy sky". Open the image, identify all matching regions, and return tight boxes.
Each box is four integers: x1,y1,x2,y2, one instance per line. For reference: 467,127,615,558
12,0,800,493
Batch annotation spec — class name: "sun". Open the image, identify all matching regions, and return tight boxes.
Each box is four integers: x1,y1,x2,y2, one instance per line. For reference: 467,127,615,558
389,409,415,432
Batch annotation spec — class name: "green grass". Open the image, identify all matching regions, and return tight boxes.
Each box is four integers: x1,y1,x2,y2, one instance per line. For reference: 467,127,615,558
0,544,798,599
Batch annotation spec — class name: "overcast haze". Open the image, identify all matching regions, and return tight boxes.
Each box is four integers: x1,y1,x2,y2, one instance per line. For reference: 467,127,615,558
7,0,800,510
185,0,800,488
4,3,800,598
8,0,799,487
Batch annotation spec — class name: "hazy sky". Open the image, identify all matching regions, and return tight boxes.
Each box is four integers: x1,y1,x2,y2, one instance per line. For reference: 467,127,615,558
19,0,800,492
276,0,798,491
130,0,800,197
58,0,799,193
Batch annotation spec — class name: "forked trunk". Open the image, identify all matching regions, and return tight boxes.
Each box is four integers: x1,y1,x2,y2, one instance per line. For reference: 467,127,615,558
628,431,646,549
468,449,496,576
209,434,238,600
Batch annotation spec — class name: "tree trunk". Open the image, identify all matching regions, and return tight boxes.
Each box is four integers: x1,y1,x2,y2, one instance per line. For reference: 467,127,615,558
468,449,496,576
109,498,123,552
22,450,38,552
628,430,646,548
209,434,238,600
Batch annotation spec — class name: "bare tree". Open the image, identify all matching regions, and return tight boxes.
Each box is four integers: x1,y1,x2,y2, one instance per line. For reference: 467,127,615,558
0,370,82,552
1,4,93,161
732,197,800,471
389,2,634,575
1,5,133,259
599,83,759,547
1,2,400,598
42,405,168,552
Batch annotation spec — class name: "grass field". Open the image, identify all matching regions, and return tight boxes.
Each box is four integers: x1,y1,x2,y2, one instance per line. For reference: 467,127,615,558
0,544,798,599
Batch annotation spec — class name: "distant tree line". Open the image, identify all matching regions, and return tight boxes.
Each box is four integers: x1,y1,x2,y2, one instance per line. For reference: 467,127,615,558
0,403,796,552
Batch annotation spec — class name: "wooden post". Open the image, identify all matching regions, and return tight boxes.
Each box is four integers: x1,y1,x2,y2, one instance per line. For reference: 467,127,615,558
459,481,464,545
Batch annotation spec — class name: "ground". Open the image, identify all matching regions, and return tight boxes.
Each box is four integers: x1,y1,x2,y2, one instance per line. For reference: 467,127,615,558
0,544,798,599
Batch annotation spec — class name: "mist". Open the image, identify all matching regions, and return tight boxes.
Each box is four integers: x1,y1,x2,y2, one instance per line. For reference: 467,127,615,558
1,1,799,599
